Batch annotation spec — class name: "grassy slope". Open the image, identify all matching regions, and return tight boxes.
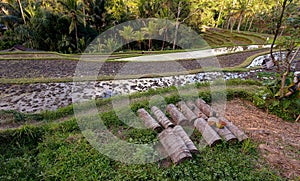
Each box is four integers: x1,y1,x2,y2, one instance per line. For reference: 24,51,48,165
0,28,270,62
202,28,268,46
0,80,284,180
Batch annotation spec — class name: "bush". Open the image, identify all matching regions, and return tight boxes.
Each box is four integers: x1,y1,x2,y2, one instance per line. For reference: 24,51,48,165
252,72,300,121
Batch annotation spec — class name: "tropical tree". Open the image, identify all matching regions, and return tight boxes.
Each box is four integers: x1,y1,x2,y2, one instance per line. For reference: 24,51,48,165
16,0,26,24
58,0,86,51
105,37,120,52
86,0,106,32
142,20,158,50
0,0,23,29
106,0,130,24
234,0,248,32
134,30,144,50
118,25,135,49
243,0,263,31
270,0,300,97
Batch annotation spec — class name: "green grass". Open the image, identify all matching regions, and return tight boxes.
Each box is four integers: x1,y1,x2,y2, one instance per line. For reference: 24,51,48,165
232,34,254,44
0,81,283,180
1,79,293,180
237,32,266,44
0,119,281,180
203,28,269,46
203,34,228,45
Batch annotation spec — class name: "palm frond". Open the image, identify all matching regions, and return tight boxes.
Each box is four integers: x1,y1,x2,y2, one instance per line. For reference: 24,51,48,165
0,15,20,24
0,2,20,16
69,19,76,33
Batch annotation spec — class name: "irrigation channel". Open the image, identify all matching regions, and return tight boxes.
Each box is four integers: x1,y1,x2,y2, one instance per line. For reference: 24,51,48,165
1,45,296,113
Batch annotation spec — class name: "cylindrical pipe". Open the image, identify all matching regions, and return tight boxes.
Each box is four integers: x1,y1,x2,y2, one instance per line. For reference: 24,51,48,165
151,106,175,128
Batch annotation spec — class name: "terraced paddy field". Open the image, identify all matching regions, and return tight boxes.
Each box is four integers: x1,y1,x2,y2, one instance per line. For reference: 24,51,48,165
0,29,299,180
0,49,267,80
202,28,268,46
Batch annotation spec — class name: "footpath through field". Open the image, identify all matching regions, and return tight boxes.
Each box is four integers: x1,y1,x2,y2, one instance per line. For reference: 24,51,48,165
116,45,271,62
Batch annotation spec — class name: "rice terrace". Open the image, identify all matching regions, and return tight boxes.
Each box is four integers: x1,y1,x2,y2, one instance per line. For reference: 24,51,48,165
0,0,299,180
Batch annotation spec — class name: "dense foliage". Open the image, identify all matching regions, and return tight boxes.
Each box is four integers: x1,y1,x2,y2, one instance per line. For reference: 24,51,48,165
253,72,300,121
0,0,299,53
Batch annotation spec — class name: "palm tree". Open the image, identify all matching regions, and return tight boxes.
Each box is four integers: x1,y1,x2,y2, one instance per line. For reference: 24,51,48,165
158,19,170,50
105,38,120,52
118,25,134,50
16,0,26,24
235,0,252,32
86,0,106,32
58,0,85,51
0,1,23,29
142,20,158,50
134,30,144,50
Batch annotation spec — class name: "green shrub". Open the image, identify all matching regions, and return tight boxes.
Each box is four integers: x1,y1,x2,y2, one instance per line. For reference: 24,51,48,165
42,105,74,121
252,72,299,121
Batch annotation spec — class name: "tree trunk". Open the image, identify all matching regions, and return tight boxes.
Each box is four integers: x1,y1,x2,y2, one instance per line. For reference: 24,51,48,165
158,128,192,165
186,101,208,120
75,22,79,51
215,126,237,143
227,17,231,30
296,114,300,122
237,12,244,33
17,0,26,24
216,6,223,28
177,101,198,124
280,46,300,97
173,1,182,50
161,28,167,51
137,108,162,132
173,125,199,153
148,39,152,51
127,40,130,50
166,104,189,126
270,0,288,72
173,21,180,50
244,16,249,31
207,117,237,143
221,20,225,29
230,18,237,33
194,118,222,147
83,7,86,27
195,98,217,117
248,16,254,31
218,117,248,142
151,106,175,129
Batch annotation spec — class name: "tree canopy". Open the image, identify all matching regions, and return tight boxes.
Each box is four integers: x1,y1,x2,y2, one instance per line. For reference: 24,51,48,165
0,0,299,53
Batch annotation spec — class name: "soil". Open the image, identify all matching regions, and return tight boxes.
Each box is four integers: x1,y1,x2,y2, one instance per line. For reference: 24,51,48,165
223,99,300,180
1,50,299,179
0,49,267,79
1,98,298,179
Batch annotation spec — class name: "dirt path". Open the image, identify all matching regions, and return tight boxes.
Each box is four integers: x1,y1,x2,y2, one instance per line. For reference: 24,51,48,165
223,99,300,179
